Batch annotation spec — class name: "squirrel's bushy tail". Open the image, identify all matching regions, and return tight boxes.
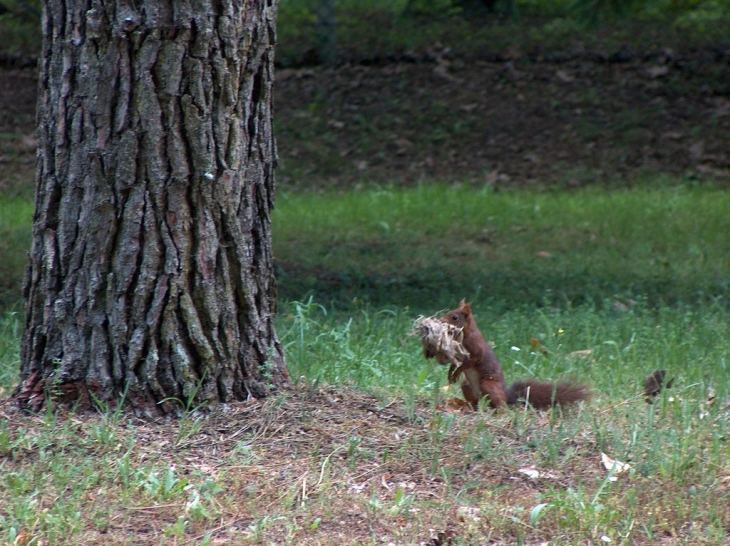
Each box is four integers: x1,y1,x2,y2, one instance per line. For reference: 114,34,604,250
506,380,591,409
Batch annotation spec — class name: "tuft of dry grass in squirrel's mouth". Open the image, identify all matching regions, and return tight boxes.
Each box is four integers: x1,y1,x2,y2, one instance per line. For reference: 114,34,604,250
413,315,470,367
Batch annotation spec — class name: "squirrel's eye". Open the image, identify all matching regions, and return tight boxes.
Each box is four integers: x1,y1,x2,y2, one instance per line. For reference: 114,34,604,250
451,315,458,321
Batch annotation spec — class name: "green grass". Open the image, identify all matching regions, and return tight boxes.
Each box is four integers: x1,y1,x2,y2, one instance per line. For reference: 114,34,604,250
1,183,730,543
273,184,730,311
1,296,729,543
0,311,20,396
0,195,33,311
279,297,729,404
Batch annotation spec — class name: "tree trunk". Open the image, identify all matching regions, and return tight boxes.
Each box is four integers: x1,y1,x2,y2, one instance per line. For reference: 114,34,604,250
16,0,289,416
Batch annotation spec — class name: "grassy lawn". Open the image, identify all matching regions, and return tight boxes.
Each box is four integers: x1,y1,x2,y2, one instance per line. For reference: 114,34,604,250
1,183,729,544
0,195,33,311
274,184,730,312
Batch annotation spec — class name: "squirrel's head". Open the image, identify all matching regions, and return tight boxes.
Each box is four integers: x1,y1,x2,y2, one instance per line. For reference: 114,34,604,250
441,299,472,328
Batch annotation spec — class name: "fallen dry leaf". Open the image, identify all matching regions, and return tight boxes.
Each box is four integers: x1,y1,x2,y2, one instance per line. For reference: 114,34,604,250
601,452,631,481
517,466,558,479
661,131,683,140
555,70,574,83
530,337,549,355
456,505,481,522
568,349,593,359
436,397,470,412
688,141,704,161
646,65,669,78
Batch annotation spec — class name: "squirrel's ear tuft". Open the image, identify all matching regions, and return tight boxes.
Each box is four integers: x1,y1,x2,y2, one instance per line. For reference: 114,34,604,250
458,298,467,307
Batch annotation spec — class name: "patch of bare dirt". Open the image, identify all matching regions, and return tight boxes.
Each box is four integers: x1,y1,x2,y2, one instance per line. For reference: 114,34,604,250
0,386,605,545
0,68,36,194
274,46,730,188
3,381,726,545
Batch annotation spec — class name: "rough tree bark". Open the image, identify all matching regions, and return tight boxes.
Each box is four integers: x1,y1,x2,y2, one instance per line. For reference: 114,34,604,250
15,0,289,416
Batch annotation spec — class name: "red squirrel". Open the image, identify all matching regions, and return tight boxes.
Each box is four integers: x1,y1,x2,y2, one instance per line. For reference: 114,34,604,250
429,300,591,410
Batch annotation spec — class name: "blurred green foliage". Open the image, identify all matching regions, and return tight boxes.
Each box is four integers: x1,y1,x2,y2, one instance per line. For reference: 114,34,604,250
277,0,730,65
0,0,728,63
673,0,730,40
0,0,39,20
0,0,41,57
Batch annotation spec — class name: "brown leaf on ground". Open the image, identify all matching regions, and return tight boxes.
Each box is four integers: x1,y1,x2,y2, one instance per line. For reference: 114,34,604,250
568,349,593,360
530,337,549,355
643,369,674,403
555,69,574,83
436,396,471,412
646,65,669,78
